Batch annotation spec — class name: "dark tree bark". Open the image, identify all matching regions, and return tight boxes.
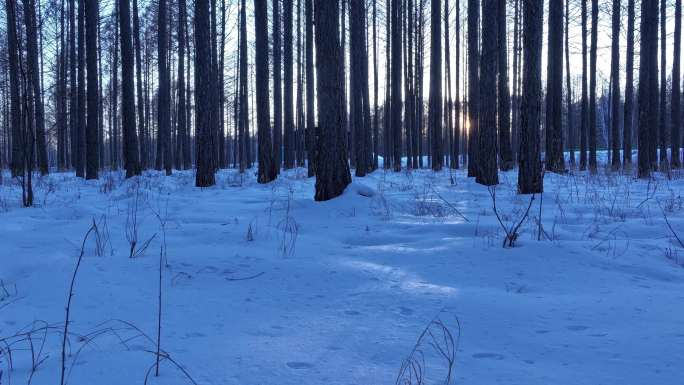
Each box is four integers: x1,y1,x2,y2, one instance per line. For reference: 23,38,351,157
580,0,588,170
609,0,620,170
477,0,497,185
210,0,221,170
467,0,479,177
416,1,425,168
443,0,451,170
305,0,315,176
111,12,119,171
6,0,22,177
350,0,369,176
313,0,351,200
219,0,227,169
284,0,295,169
383,0,391,168
177,0,188,170
85,0,98,179
255,0,275,183
405,0,415,170
77,0,85,176
69,0,77,172
296,0,305,168
545,0,564,173
673,0,682,168
638,0,658,178
238,0,249,172
372,0,379,170
158,0,172,175
659,0,667,167
623,0,634,166
97,19,104,169
58,0,68,170
24,0,48,175
391,0,402,171
274,0,283,174
511,0,521,163
195,0,216,186
428,0,441,171
340,0,348,167
518,0,543,194
454,0,460,169
497,0,512,171
588,0,598,172
565,0,574,167
133,0,147,169
119,0,140,178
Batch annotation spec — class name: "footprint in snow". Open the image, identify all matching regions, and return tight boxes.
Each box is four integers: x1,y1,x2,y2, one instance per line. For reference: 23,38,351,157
287,362,314,369
472,353,505,360
398,306,414,316
566,325,590,331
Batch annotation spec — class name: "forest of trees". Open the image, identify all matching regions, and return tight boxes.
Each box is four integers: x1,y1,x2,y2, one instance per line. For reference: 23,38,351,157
0,0,682,204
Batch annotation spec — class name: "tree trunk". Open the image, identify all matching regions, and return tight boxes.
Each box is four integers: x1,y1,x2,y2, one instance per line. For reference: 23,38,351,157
659,0,668,168
404,0,414,170
477,0,497,185
284,0,295,169
177,0,188,170
133,0,147,170
255,0,275,183
119,0,139,178
391,0,402,171
195,0,215,186
372,0,379,170
511,0,521,164
580,0,588,170
296,0,305,167
305,0,315,176
158,0,172,175
518,0,543,194
273,0,283,174
350,0,369,176
85,0,98,179
673,0,682,168
384,0,391,169
638,0,658,178
588,0,598,172
610,0,621,170
97,19,104,169
314,0,351,200
545,0,564,173
443,0,451,170
565,0,574,167
77,0,86,176
467,0,479,177
112,8,119,170
428,0,442,171
6,0,22,177
58,0,68,170
238,0,249,172
24,0,48,175
497,0,512,171
623,0,634,166
454,0,460,169
416,1,425,168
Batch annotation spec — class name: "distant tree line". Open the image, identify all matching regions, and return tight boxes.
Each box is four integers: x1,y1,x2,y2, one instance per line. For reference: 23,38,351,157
0,0,681,205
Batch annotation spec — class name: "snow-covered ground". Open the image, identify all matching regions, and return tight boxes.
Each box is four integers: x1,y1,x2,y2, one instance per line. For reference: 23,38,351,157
1,165,684,385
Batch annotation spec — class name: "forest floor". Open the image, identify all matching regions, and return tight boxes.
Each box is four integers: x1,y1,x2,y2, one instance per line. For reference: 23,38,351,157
1,162,684,385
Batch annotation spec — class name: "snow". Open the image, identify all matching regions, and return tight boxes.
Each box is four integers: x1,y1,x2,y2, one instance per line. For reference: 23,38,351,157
1,164,684,385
